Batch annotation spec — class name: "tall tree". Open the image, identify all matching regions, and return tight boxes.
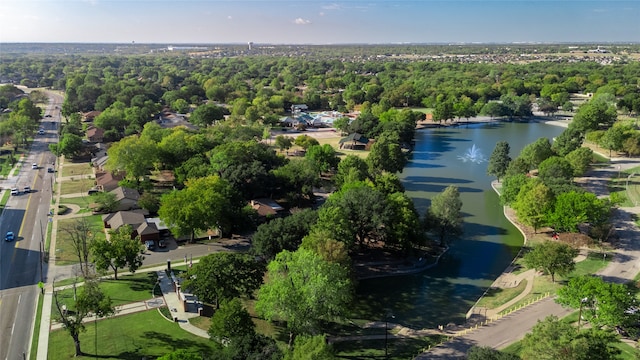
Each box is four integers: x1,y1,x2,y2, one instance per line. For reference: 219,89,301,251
523,241,578,282
367,130,406,174
209,298,256,342
60,217,96,277
181,252,264,309
520,316,620,360
90,225,145,280
159,175,244,241
518,137,554,171
256,249,353,347
513,181,554,233
487,141,511,181
425,185,463,245
105,135,158,183
556,275,639,330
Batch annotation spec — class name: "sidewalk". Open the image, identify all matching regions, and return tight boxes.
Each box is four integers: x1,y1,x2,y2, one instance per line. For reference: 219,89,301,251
38,267,209,359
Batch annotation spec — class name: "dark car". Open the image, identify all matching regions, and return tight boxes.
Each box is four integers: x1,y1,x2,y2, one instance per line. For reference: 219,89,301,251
5,231,15,242
158,239,167,248
47,167,54,173
145,240,155,251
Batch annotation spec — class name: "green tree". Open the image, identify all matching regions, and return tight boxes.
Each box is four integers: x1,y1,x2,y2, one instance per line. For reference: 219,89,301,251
314,183,391,250
523,241,578,282
334,155,369,188
54,133,83,159
251,208,318,260
137,192,160,214
272,159,319,205
367,130,406,174
537,156,574,192
105,135,158,183
182,252,264,309
467,346,520,360
284,335,335,360
189,103,225,127
500,173,530,205
599,125,626,157
209,298,256,341
90,225,145,280
157,350,207,360
275,135,293,152
565,147,593,176
548,191,610,233
571,99,618,134
425,185,463,245
305,144,340,173
552,126,584,156
256,249,353,347
519,137,553,171
556,275,639,330
487,141,511,181
159,175,244,242
294,134,319,150
91,191,118,213
520,316,620,360
513,181,554,233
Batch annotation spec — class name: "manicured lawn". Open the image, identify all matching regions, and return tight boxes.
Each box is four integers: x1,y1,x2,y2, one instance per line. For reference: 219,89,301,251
60,195,93,209
48,310,217,359
29,293,44,360
55,215,106,265
571,251,611,276
61,162,93,178
60,178,95,196
475,279,527,309
54,272,158,308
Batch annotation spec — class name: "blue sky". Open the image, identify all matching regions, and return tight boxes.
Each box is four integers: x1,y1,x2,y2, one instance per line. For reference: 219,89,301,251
1,0,638,44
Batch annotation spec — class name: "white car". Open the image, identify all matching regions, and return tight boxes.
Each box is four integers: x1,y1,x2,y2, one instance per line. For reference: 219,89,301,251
23,186,31,193
10,188,19,195
31,163,38,169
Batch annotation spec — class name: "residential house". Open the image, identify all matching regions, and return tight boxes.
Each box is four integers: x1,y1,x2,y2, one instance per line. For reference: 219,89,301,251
86,126,105,143
102,210,159,242
83,111,102,123
250,198,287,222
110,186,140,211
155,110,197,130
95,171,125,192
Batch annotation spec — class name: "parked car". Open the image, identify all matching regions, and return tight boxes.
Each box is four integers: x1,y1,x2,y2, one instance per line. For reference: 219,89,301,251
38,129,45,135
5,231,15,242
47,167,54,173
145,240,156,251
158,239,167,248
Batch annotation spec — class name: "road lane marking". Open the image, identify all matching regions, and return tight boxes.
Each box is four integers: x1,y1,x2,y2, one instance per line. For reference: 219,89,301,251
17,152,46,245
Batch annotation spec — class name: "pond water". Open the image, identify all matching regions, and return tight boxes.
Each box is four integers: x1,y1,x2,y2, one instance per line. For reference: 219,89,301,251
352,121,565,328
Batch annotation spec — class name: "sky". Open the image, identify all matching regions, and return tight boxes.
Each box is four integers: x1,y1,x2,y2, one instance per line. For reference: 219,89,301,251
1,0,639,44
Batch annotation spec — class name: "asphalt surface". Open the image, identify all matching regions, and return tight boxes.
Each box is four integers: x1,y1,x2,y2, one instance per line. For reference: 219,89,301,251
0,91,62,360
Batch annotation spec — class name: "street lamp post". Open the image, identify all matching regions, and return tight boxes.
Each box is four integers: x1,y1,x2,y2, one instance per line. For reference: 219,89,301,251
385,313,395,358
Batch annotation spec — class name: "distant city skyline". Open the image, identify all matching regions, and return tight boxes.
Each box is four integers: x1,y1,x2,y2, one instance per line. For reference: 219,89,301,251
1,0,639,44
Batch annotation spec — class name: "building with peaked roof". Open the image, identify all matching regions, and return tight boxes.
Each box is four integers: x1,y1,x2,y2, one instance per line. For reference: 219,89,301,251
250,198,287,222
110,186,140,211
102,211,159,242
338,133,372,150
86,126,105,143
95,171,125,192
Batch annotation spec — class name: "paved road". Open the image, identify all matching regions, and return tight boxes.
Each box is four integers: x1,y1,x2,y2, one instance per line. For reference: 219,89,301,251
419,159,640,359
0,91,62,360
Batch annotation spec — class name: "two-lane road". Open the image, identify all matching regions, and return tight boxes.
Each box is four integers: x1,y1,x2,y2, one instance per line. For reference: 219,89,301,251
0,91,62,360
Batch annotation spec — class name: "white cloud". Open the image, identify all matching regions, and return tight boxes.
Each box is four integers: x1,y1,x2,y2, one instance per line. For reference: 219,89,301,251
322,3,341,10
227,15,233,20
294,17,311,25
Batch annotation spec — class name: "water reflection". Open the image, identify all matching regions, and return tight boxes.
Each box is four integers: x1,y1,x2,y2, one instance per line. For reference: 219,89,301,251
353,122,564,328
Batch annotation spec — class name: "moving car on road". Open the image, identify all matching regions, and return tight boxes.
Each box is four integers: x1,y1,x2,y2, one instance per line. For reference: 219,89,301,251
31,163,38,169
5,231,15,242
10,188,19,195
23,186,31,193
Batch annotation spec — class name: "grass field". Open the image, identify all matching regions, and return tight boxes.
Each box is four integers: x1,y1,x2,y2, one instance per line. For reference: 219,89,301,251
54,272,159,309
48,310,217,359
333,337,444,360
61,162,93,178
55,215,106,265
60,178,95,196
60,195,93,210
